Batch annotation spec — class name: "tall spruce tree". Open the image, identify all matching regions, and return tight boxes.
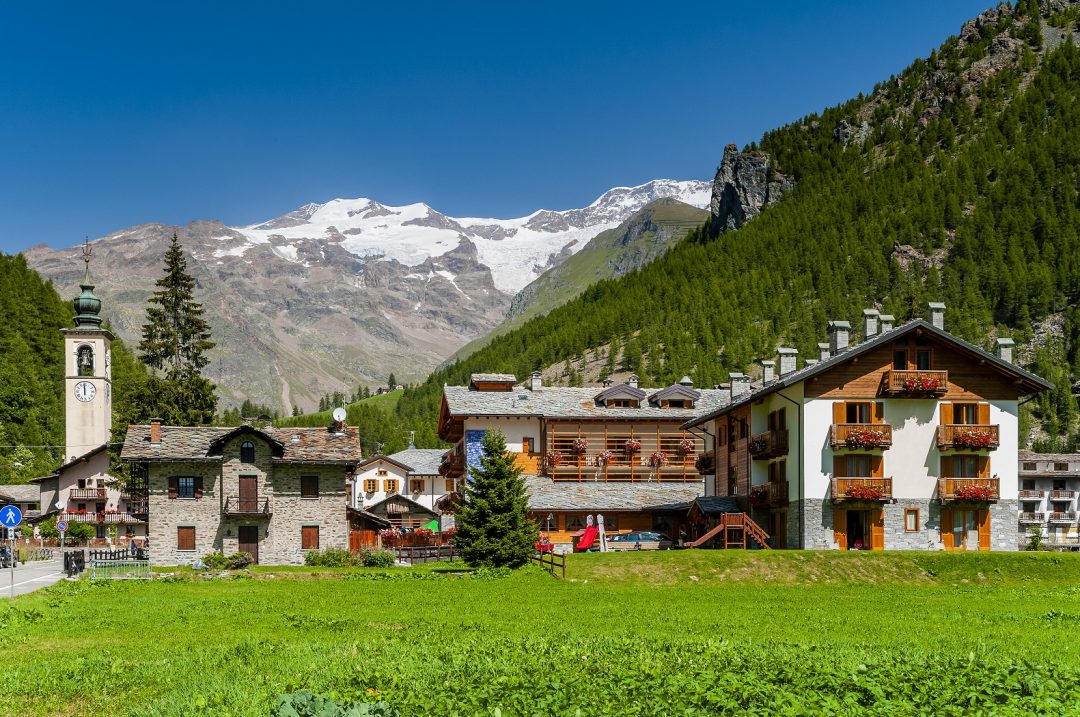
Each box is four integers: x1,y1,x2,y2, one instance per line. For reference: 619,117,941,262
454,430,537,568
136,234,218,424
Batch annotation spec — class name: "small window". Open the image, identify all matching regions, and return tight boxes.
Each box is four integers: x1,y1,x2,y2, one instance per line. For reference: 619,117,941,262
1023,462,1036,471
522,437,534,454
301,526,319,550
892,350,907,370
77,479,86,489
363,479,378,493
953,403,978,425
1055,463,1069,472
846,402,872,424
76,344,95,376
410,479,424,493
384,479,399,495
565,515,586,531
177,526,195,551
376,468,389,477
240,441,255,463
444,479,455,493
915,349,932,370
177,476,195,499
1022,479,1035,490
300,475,319,498
904,509,919,532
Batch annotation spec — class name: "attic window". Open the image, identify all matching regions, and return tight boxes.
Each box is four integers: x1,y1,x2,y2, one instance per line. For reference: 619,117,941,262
240,441,255,463
666,399,693,409
608,399,639,408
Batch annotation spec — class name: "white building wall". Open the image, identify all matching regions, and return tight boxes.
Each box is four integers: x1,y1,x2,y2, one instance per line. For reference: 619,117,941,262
351,460,411,509
991,400,1019,499
750,387,802,490
462,417,541,454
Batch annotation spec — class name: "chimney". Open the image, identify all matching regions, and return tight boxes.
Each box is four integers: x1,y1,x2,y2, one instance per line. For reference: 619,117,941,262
627,374,639,389
759,359,776,384
678,375,694,387
602,378,614,387
863,308,880,338
778,347,798,376
805,359,819,366
718,382,732,404
729,373,751,398
817,342,831,363
828,320,851,353
880,314,895,332
149,418,162,446
928,302,946,331
529,370,543,391
996,337,1015,364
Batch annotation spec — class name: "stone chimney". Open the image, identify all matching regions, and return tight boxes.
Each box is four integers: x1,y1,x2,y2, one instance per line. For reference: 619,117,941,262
529,370,543,391
817,342,831,363
149,418,162,446
863,308,880,339
928,302,946,330
718,383,732,404
880,314,895,332
627,373,639,389
602,378,614,388
805,359,819,367
759,359,776,384
996,337,1015,364
678,375,694,387
828,320,851,353
778,347,798,376
729,373,751,399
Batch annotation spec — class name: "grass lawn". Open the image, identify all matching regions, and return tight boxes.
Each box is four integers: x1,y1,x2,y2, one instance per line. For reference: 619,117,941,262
4,551,1080,716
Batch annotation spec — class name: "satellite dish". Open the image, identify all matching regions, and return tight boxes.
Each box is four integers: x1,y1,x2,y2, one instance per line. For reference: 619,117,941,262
332,407,347,422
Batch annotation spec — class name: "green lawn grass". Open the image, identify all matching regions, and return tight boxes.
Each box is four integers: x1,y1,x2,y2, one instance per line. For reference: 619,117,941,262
4,551,1080,716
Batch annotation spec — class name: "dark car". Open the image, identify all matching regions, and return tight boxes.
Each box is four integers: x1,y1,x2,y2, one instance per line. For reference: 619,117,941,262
607,531,674,550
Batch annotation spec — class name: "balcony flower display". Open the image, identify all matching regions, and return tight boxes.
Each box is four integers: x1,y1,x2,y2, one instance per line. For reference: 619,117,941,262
677,438,695,454
648,451,668,468
954,484,995,502
748,436,768,455
952,428,996,449
545,450,563,468
572,438,589,454
695,454,713,473
378,528,401,548
903,375,941,393
749,486,769,507
845,484,885,501
845,428,889,449
624,439,642,454
596,450,614,467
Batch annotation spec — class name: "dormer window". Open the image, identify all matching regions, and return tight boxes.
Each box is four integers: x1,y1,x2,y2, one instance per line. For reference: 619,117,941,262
240,441,255,463
76,345,94,377
608,398,639,408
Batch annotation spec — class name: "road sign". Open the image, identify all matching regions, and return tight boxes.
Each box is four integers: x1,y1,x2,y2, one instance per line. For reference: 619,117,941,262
0,505,22,528
56,520,68,533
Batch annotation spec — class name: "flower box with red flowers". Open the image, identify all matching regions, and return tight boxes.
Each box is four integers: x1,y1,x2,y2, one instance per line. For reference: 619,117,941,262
845,429,889,449
677,438,695,454
624,439,642,454
596,450,614,467
572,438,589,454
902,376,941,393
749,488,769,507
647,451,668,468
954,484,995,502
952,429,996,449
748,437,768,455
545,450,563,468
845,484,885,501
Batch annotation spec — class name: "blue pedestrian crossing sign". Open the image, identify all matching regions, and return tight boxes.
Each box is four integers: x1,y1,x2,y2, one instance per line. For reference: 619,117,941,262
1,505,22,528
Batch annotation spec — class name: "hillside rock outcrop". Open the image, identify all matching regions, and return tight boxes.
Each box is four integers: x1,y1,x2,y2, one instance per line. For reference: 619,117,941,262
710,144,795,231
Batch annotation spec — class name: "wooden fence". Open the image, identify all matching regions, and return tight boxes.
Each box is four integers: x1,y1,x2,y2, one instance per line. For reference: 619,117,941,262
394,544,457,564
532,550,566,579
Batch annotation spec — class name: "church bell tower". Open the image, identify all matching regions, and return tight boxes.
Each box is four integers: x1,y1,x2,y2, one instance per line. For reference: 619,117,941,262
63,241,113,461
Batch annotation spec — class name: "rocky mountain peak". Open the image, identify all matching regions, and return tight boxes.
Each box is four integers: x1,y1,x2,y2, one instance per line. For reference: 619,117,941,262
710,144,794,231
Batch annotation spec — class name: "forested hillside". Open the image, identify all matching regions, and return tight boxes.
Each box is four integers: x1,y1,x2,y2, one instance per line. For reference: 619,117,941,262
0,254,147,483
385,1,1080,451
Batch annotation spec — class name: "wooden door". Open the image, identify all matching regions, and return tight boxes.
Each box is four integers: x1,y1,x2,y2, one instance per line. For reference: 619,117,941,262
977,509,991,552
238,525,259,564
941,509,954,550
833,509,847,551
870,509,885,551
772,511,786,550
239,475,257,513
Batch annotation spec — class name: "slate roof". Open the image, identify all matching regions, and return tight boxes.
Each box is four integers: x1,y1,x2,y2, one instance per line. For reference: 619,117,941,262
387,448,447,475
594,383,647,403
0,484,41,504
365,493,438,517
1019,450,1079,470
684,319,1054,429
121,424,362,463
523,474,703,512
691,495,741,516
346,506,392,528
470,373,517,383
443,385,729,421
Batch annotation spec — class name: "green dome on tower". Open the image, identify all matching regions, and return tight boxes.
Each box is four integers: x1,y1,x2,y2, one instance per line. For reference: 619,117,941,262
73,241,103,328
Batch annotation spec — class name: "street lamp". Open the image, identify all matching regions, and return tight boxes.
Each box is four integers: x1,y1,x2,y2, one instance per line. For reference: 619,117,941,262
546,513,554,535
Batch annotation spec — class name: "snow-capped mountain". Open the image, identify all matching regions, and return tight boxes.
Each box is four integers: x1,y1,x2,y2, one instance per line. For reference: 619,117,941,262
25,179,709,412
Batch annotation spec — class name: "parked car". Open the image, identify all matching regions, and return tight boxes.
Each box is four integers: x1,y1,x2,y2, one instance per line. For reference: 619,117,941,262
607,531,674,550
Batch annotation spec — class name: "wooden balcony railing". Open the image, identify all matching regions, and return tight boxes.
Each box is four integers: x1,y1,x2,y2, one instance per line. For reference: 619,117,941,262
546,453,700,482
749,430,789,460
936,425,1000,451
830,477,893,502
1018,512,1045,524
1050,490,1077,500
70,488,107,500
222,496,272,517
66,512,142,524
937,477,1000,502
830,424,893,450
1048,511,1078,523
750,480,788,507
882,369,948,396
1018,489,1045,499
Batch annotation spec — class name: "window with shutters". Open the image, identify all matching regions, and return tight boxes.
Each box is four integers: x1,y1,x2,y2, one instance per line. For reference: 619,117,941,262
953,403,978,425
301,525,319,550
384,479,399,495
177,476,196,498
363,479,378,493
955,455,979,478
240,441,255,463
300,475,319,498
1055,463,1069,472
904,509,919,532
444,478,455,492
522,437,533,454
1023,462,1036,471
915,349,932,370
845,402,873,424
410,479,424,493
177,526,195,551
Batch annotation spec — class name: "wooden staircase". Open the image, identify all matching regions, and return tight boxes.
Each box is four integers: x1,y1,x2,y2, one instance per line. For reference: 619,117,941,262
687,512,771,549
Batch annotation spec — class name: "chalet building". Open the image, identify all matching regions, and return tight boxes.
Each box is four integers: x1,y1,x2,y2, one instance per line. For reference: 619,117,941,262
437,372,726,544
683,304,1051,551
1018,451,1080,549
120,420,360,565
0,484,40,520
347,448,448,528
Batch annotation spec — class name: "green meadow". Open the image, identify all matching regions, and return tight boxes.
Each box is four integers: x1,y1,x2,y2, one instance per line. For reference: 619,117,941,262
4,551,1080,716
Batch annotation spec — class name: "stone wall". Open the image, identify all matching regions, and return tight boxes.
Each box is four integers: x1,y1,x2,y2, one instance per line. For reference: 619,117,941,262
148,461,222,566
989,499,1019,551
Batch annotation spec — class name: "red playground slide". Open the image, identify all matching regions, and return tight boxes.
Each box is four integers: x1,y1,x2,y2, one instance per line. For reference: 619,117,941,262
576,524,599,552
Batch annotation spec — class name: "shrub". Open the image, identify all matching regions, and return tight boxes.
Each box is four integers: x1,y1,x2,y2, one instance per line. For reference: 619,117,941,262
304,549,360,567
225,552,254,570
272,690,399,717
361,549,396,568
203,552,228,570
1027,524,1044,551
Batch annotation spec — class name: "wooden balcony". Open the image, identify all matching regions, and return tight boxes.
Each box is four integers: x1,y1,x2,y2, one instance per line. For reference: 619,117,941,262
830,424,893,450
222,496,272,517
1018,489,1045,500
882,369,948,397
513,453,541,474
1018,512,1045,524
1050,490,1077,500
750,480,788,507
70,488,107,500
1048,511,1078,523
66,512,143,524
937,477,1000,502
830,477,893,502
936,425,1000,451
748,430,788,460
546,453,701,482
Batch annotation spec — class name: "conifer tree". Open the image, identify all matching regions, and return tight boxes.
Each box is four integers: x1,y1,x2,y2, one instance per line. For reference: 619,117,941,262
453,430,537,568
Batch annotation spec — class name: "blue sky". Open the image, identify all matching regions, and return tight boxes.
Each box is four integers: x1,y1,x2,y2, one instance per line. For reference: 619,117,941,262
0,1,991,253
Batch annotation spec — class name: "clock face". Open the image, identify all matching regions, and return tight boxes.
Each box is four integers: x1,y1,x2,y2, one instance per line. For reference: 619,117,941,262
74,381,97,402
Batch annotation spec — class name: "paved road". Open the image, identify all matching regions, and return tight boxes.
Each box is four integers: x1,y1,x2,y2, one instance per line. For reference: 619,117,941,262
0,557,66,598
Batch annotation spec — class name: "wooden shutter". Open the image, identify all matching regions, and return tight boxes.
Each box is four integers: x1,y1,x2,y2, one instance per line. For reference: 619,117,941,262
940,510,954,550
833,456,846,478
940,403,953,425
940,456,954,478
833,510,847,551
778,407,787,430
194,476,204,499
301,526,319,550
870,455,884,478
873,402,884,424
833,402,846,425
177,526,195,551
168,477,178,499
870,509,885,551
977,509,991,551
977,402,990,426
978,456,990,478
